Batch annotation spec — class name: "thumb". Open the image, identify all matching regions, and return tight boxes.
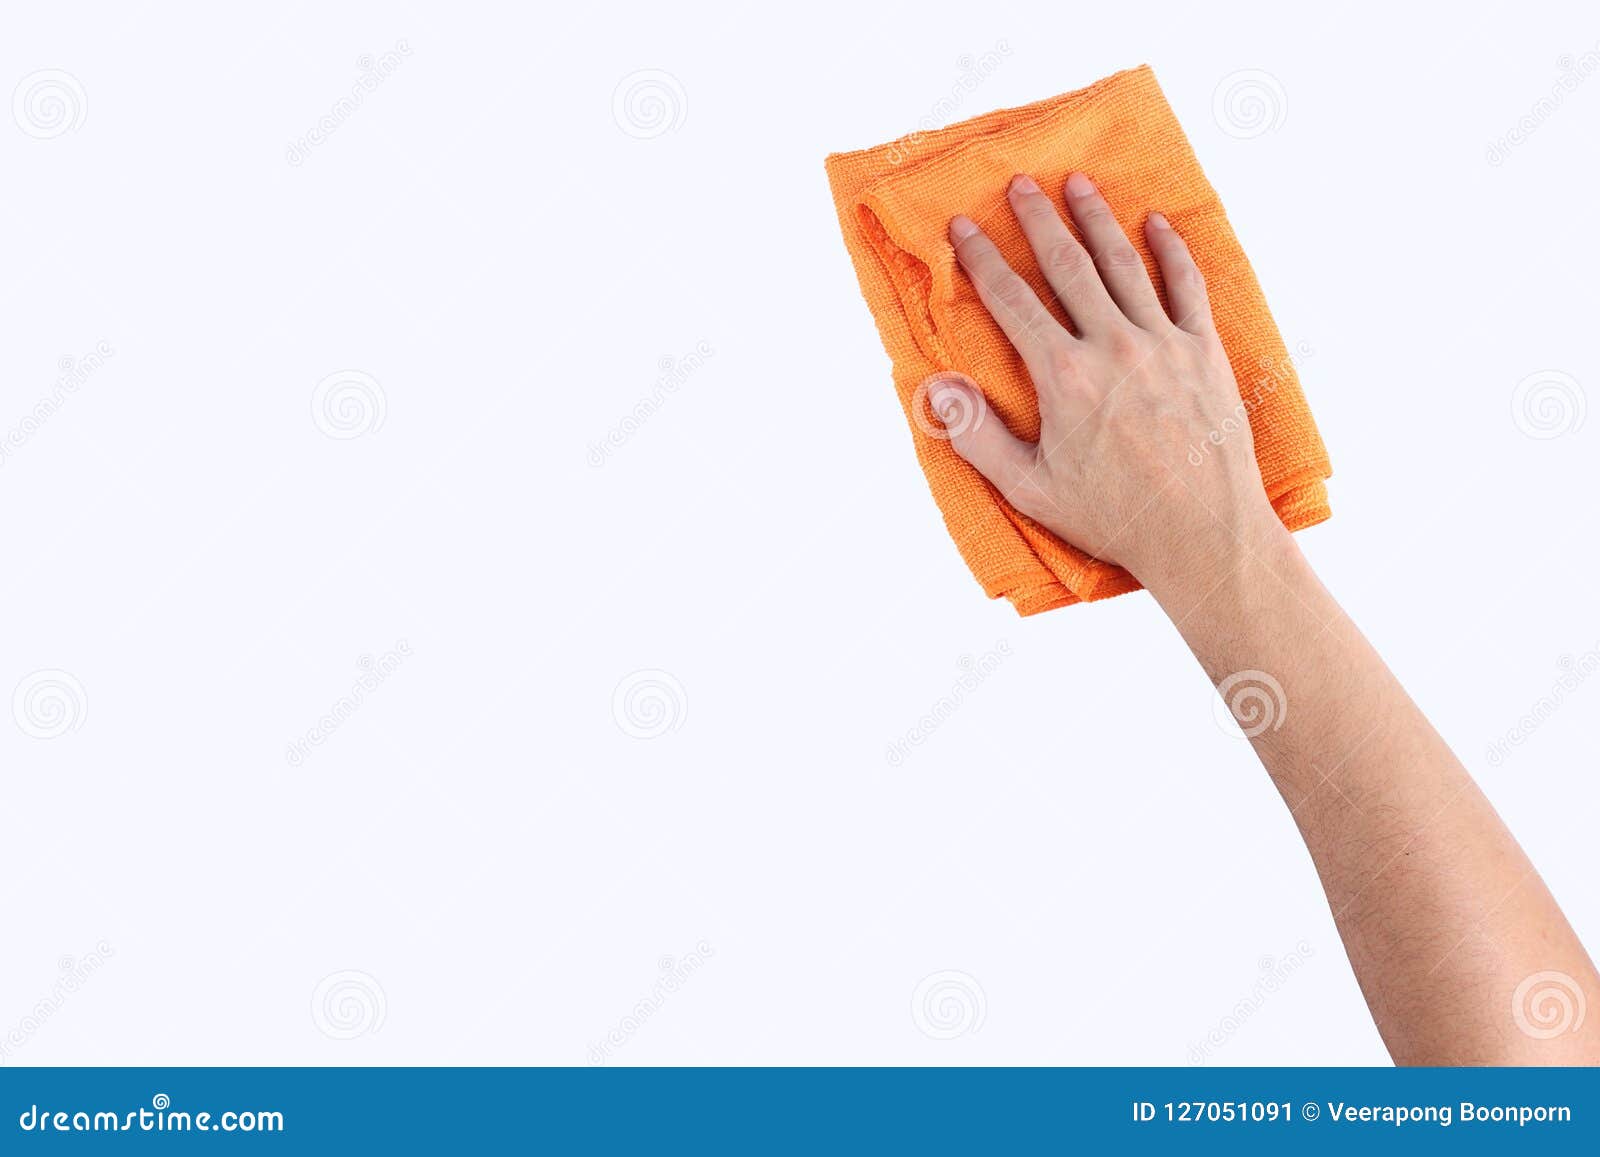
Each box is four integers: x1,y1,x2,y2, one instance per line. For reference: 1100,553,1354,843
927,377,1039,502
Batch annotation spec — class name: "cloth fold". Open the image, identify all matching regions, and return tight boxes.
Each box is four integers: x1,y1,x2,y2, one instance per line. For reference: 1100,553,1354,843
825,65,1331,614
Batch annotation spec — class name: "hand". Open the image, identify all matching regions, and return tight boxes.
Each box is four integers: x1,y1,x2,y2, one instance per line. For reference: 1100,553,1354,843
932,172,1284,595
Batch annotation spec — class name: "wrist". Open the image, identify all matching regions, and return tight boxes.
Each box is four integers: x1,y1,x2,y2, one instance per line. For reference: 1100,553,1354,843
1137,502,1300,620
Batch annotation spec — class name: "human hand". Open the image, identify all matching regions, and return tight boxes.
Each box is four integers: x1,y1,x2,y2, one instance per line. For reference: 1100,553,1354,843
932,172,1286,596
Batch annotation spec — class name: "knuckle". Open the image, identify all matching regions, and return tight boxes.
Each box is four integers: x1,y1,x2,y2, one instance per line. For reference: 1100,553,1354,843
1044,341,1081,380
1101,244,1145,271
1044,242,1090,276
990,274,1031,309
1077,199,1113,225
1104,325,1144,359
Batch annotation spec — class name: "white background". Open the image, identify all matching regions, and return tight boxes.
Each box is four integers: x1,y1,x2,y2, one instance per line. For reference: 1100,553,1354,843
3,0,1598,1066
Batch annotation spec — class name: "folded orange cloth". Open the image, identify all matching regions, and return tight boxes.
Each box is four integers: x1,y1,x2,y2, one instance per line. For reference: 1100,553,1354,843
825,65,1331,614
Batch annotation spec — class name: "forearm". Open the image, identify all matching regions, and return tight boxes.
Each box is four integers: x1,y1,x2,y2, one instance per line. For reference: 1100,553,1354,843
1145,516,1600,1064
932,172,1597,1064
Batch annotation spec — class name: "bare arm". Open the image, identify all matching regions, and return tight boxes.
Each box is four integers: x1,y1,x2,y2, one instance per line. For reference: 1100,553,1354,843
934,172,1600,1064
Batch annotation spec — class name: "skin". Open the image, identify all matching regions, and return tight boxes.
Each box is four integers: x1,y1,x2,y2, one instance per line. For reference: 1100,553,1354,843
932,171,1600,1065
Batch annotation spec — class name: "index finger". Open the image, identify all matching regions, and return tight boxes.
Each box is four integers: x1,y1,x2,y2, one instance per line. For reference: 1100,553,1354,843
949,215,1068,380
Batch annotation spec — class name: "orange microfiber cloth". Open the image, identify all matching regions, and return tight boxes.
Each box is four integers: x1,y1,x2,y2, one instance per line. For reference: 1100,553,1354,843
825,65,1332,614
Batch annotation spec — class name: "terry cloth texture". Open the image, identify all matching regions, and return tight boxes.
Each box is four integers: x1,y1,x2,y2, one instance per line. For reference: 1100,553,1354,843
824,64,1332,615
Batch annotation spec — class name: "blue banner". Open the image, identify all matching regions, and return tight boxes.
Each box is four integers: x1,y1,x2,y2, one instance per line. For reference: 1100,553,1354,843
2,1067,1595,1152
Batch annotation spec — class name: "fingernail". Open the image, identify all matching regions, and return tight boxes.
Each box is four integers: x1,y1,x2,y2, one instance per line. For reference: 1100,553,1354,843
1148,211,1169,230
930,386,962,421
1066,172,1095,197
949,215,979,242
1010,173,1039,195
